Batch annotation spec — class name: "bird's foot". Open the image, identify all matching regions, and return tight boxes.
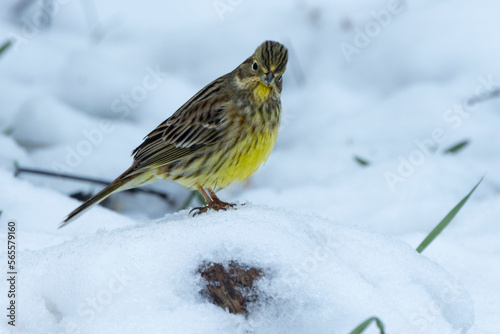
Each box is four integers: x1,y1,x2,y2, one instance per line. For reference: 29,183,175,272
190,201,237,216
212,199,237,210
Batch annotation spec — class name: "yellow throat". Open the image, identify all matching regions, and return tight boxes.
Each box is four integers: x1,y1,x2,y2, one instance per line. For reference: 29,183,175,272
254,83,272,102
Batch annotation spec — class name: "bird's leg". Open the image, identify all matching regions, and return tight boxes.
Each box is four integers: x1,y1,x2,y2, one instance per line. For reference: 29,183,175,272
190,187,236,216
207,189,236,210
190,186,214,216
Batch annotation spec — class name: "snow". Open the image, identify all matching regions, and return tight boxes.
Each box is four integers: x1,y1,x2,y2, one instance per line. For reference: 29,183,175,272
1,0,500,333
13,207,475,334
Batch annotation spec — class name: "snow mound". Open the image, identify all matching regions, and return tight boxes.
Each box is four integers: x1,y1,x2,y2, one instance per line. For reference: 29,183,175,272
14,206,473,334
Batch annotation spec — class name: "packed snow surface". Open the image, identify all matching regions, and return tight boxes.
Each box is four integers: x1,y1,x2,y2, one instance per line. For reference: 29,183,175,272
17,207,474,334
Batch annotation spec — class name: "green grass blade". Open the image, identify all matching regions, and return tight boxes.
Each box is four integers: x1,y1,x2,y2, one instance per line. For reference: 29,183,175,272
354,155,370,166
0,40,12,58
443,139,470,154
179,190,207,210
416,177,483,253
179,191,197,210
196,191,207,206
349,316,385,334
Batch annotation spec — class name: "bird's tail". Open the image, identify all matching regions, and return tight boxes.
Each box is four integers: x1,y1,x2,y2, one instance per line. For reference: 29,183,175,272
59,167,150,229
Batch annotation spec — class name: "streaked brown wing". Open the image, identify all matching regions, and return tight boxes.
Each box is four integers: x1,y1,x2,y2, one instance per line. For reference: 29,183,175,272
130,76,230,172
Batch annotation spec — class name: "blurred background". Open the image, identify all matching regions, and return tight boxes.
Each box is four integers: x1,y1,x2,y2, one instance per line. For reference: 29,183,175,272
0,0,499,331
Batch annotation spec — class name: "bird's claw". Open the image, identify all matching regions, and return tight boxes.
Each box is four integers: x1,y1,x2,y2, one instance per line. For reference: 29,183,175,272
189,202,237,216
190,206,209,216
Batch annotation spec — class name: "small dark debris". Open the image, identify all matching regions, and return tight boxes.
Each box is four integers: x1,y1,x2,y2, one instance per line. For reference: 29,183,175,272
198,261,264,315
354,155,370,166
443,139,470,155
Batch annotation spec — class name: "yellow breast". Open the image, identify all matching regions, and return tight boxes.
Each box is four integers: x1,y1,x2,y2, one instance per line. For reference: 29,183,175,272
173,127,279,190
221,129,278,185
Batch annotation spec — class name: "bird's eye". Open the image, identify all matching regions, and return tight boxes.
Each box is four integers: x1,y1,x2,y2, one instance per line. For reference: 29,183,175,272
252,62,259,71
277,75,282,82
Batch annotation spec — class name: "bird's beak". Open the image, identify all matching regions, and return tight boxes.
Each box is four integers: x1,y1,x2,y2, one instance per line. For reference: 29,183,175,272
262,72,274,86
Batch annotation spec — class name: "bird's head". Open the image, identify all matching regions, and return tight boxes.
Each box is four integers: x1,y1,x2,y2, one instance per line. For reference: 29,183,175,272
236,41,288,99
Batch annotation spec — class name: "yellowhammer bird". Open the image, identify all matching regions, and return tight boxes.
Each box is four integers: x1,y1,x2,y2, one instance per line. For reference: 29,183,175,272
60,40,288,228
